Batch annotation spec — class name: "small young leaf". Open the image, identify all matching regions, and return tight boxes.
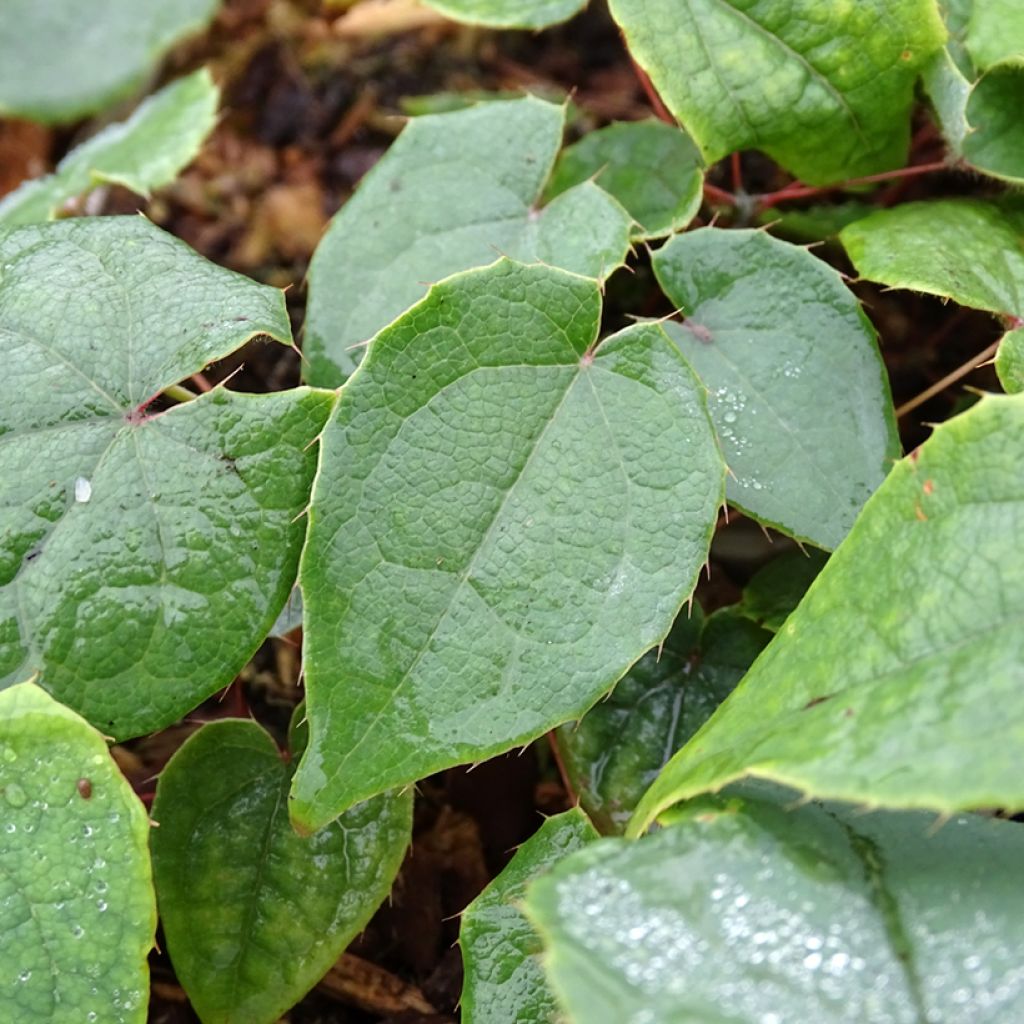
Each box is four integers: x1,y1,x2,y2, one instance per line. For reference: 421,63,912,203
420,0,586,29
556,605,770,833
0,0,219,124
151,717,412,1024
0,682,155,1024
460,809,597,1024
740,547,829,631
528,788,1024,1024
304,96,632,385
841,199,1024,316
996,327,1024,394
961,64,1024,184
0,217,334,738
631,393,1024,835
292,259,724,831
0,70,219,229
654,228,899,550
608,0,945,185
545,120,704,240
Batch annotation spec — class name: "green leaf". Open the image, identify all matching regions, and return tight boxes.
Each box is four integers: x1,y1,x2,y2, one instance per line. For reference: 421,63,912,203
0,70,219,229
528,787,1024,1024
556,605,770,833
961,64,1024,183
921,48,972,150
740,547,829,631
420,0,586,28
0,682,155,1023
840,198,1024,317
0,217,333,738
996,327,1024,394
291,259,725,831
759,200,876,245
965,0,1024,69
151,717,411,1024
608,0,946,185
655,228,900,550
460,809,597,1024
630,393,1024,835
0,0,219,124
304,96,633,386
545,120,704,240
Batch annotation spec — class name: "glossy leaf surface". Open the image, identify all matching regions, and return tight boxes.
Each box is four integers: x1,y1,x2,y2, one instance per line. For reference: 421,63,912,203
152,718,411,1024
0,682,154,1023
556,606,770,833
0,70,218,229
841,199,1024,316
546,120,703,240
0,0,219,123
632,394,1024,834
740,548,829,631
0,217,333,737
608,0,945,184
529,788,1024,1023
304,96,632,385
655,228,899,549
460,809,596,1024
292,259,725,831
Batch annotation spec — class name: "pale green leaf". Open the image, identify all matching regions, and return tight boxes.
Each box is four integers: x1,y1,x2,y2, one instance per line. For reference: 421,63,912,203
420,0,586,28
304,96,632,386
151,717,411,1024
0,682,155,1023
996,327,1024,394
655,228,899,550
921,48,972,150
962,64,1024,184
460,809,597,1024
841,199,1024,316
740,547,829,631
0,0,219,124
556,605,770,833
291,259,724,831
528,787,1024,1024
545,120,704,240
0,217,333,738
630,393,1024,835
0,70,219,229
608,0,946,185
965,0,1024,69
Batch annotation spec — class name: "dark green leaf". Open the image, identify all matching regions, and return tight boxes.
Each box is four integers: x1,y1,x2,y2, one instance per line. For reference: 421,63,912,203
740,547,829,631
460,809,597,1024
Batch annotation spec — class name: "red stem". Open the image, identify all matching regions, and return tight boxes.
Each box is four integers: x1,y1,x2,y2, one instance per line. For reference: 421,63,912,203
631,57,674,125
731,151,744,194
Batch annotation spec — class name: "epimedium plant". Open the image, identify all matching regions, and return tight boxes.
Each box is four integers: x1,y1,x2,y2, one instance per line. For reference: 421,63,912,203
2,1,1024,1022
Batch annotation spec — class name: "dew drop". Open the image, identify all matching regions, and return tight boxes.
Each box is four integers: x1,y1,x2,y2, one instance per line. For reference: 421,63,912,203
74,477,92,503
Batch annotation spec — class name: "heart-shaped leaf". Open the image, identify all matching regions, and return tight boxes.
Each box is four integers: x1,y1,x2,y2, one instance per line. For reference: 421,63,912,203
0,682,155,1024
291,259,724,831
528,787,1024,1024
607,0,945,185
304,96,632,385
545,120,704,240
151,716,412,1024
631,393,1024,835
655,228,900,549
420,0,586,28
0,0,219,123
556,605,770,834
460,809,597,1024
0,70,219,229
0,217,334,738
